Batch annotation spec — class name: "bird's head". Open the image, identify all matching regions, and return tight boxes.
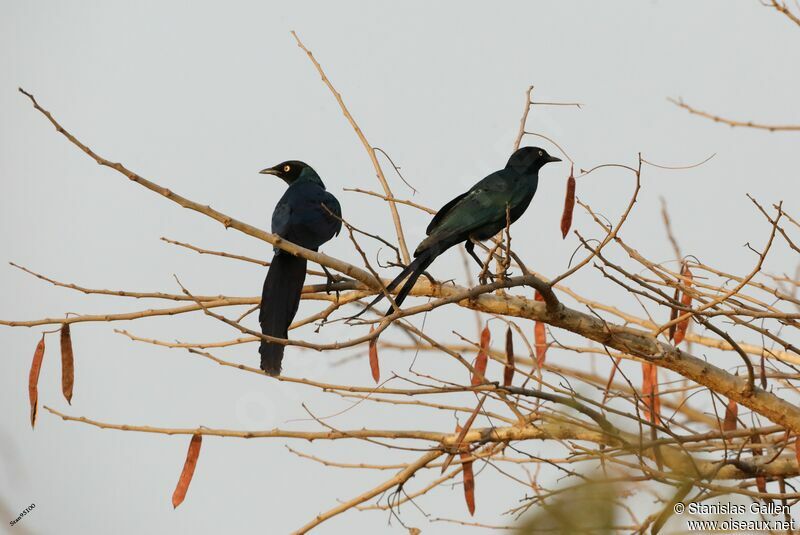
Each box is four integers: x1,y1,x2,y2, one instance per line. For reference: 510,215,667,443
259,160,313,184
506,146,561,173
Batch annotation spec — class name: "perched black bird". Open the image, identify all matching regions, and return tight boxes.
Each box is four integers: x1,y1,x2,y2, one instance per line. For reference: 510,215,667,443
366,146,560,315
258,160,342,375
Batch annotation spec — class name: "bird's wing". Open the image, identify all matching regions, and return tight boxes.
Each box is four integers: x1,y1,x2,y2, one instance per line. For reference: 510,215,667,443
426,192,469,235
320,190,343,237
271,197,292,238
426,172,509,236
415,172,516,254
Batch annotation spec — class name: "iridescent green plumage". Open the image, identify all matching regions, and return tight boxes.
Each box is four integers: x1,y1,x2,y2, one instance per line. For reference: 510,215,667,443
364,146,561,317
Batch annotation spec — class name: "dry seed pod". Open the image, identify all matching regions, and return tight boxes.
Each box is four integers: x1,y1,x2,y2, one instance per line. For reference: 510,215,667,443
172,434,203,508
673,265,693,345
29,334,46,428
455,424,475,515
503,327,514,387
641,363,660,424
60,324,74,404
368,326,380,383
723,398,738,432
560,166,576,239
534,292,547,368
471,325,491,386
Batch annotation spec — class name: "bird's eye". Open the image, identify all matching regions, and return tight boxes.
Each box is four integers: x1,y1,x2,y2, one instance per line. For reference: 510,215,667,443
283,165,291,172
538,150,543,156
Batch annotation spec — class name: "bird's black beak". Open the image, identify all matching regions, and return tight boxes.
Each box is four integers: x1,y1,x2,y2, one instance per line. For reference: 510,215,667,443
259,167,280,176
546,155,562,163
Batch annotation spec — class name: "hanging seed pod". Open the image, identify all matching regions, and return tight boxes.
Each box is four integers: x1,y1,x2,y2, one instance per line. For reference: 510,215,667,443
667,287,681,342
172,434,203,508
651,364,661,424
641,363,653,422
503,327,515,387
641,363,660,424
471,325,490,386
723,398,738,431
455,424,475,516
60,324,74,404
368,326,380,383
28,334,46,428
441,395,487,475
756,475,767,496
673,264,693,345
534,291,547,368
560,165,576,239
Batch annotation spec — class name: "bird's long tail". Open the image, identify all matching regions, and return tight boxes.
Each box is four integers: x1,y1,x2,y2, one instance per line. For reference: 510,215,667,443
259,253,307,375
383,252,435,315
358,239,456,318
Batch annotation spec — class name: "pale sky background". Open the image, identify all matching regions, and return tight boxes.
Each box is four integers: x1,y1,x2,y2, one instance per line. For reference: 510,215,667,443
2,1,799,533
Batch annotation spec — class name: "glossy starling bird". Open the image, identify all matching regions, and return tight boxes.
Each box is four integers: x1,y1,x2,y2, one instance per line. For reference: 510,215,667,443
366,146,560,315
258,160,341,375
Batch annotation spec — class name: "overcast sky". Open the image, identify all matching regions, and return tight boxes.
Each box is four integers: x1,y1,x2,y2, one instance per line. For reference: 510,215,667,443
2,1,799,533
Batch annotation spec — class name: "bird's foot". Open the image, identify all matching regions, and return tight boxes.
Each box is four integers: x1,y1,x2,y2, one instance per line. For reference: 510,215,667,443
324,274,343,293
328,283,341,303
321,266,343,299
478,269,513,285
